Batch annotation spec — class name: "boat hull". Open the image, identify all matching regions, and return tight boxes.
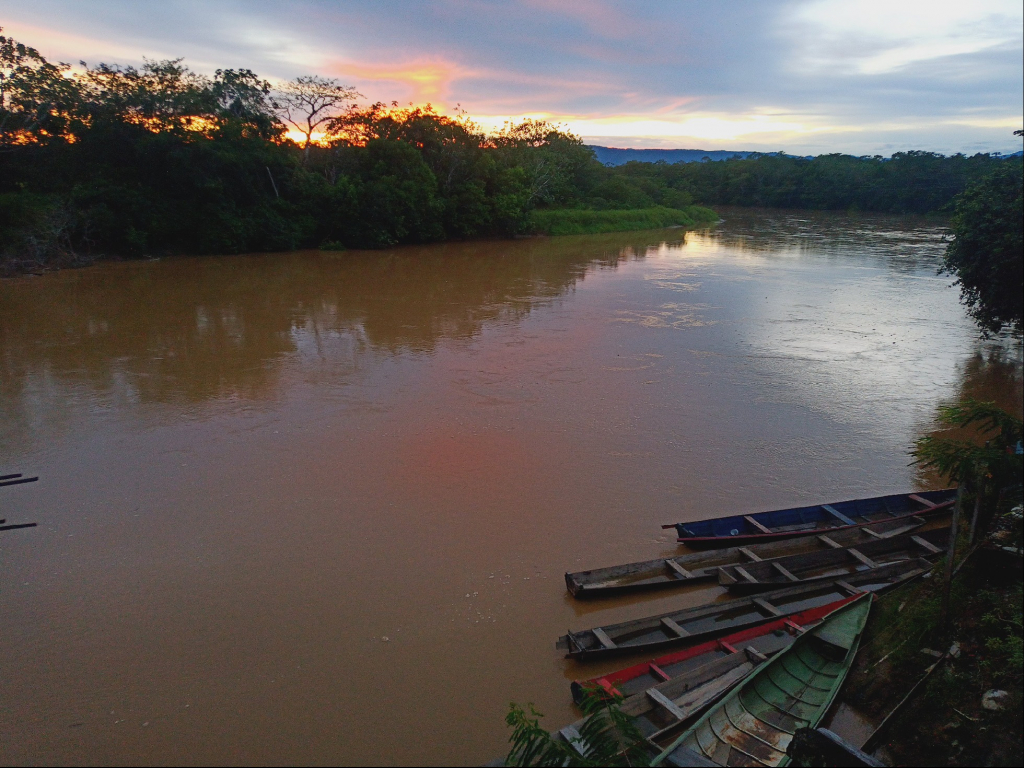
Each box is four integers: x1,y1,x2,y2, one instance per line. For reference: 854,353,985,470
652,594,873,767
669,489,954,549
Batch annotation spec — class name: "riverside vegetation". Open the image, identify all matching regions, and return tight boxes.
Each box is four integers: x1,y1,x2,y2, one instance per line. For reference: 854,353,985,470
0,28,1018,275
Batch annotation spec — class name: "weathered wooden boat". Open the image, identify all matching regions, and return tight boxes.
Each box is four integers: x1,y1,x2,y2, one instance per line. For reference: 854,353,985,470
558,647,766,757
561,598,864,753
571,595,859,704
717,527,948,594
566,509,946,598
664,489,955,548
651,593,872,767
556,558,927,660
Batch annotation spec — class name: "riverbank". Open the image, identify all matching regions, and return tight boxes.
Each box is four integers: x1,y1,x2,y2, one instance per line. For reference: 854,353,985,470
839,524,1022,766
528,205,719,236
1,205,720,278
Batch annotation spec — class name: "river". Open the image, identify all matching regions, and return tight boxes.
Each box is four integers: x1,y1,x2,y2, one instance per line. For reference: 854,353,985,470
1,208,1020,765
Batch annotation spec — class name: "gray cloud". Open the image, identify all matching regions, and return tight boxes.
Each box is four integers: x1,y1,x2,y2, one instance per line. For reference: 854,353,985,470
2,0,1021,154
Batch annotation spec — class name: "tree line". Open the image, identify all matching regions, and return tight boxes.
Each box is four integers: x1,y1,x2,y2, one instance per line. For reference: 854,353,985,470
0,28,1017,274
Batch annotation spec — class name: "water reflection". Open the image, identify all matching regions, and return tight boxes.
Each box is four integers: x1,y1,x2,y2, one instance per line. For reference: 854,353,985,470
0,230,680,444
700,207,950,273
913,343,1024,488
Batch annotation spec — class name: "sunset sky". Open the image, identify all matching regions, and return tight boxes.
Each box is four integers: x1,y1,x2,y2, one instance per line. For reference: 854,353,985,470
3,0,1022,155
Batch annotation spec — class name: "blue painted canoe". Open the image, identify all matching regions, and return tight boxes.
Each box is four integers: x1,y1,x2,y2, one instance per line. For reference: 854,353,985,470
664,489,956,548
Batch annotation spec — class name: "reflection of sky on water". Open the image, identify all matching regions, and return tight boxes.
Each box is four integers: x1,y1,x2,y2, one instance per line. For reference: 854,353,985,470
642,210,979,444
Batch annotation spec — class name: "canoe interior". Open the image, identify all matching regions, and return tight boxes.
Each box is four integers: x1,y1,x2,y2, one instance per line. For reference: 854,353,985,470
558,649,764,758
673,489,955,544
559,558,927,659
655,594,872,768
565,508,949,598
571,595,858,704
717,526,948,593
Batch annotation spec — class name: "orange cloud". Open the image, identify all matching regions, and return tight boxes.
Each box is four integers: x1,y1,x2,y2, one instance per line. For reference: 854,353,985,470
327,59,473,106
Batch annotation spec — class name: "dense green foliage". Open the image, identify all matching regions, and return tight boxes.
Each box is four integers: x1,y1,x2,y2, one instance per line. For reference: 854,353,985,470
0,31,601,271
941,141,1023,336
505,688,650,766
913,399,1023,487
845,554,1022,767
1,28,1017,274
632,150,1009,213
913,398,1023,537
529,205,716,236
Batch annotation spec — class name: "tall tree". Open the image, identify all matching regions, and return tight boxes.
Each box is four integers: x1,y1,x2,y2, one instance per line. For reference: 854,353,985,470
211,68,282,139
276,75,359,157
941,133,1023,336
0,27,81,147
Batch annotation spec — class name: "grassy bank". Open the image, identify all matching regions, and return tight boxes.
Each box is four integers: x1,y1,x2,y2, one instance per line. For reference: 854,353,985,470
528,205,718,236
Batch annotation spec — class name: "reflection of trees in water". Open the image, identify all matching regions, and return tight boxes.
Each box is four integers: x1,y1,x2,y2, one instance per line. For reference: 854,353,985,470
0,230,683,423
704,207,949,274
913,343,1024,489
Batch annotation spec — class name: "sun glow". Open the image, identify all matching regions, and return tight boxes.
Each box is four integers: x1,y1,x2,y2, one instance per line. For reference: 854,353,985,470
473,112,817,143
328,60,469,105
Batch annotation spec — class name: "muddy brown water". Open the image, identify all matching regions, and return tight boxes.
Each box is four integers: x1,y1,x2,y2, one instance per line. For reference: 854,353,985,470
1,208,1020,766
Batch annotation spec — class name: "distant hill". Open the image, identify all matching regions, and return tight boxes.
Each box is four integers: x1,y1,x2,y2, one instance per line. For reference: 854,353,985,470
588,146,1023,166
587,146,756,166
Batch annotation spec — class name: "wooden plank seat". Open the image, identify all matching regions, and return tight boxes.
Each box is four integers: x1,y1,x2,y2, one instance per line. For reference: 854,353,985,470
772,562,800,582
661,618,690,638
666,559,693,579
848,548,879,568
912,535,942,554
734,566,759,583
647,688,686,720
744,515,773,534
822,504,856,525
593,627,617,649
752,597,782,616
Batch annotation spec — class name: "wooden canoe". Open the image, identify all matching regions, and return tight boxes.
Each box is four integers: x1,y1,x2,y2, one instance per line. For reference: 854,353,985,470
651,593,872,767
565,509,946,598
558,647,766,758
555,558,927,661
571,595,859,704
663,489,955,548
558,598,863,758
717,527,948,594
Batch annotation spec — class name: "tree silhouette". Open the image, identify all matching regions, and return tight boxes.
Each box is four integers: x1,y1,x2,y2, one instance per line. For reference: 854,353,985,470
276,75,359,157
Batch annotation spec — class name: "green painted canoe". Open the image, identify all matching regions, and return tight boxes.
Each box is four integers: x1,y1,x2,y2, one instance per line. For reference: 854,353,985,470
651,592,872,767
